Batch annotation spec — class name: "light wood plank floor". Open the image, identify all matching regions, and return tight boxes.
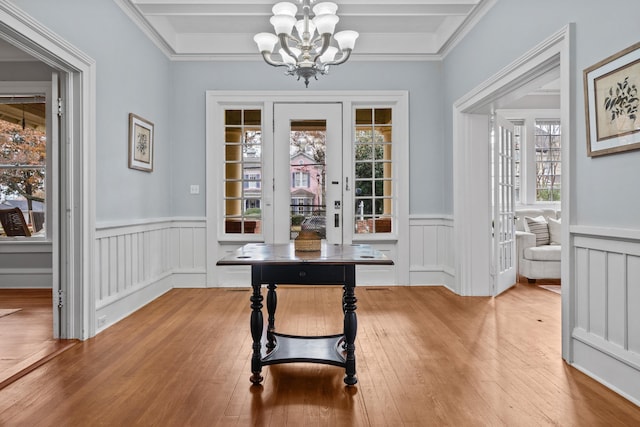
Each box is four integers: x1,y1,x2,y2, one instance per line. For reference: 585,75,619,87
1,284,639,426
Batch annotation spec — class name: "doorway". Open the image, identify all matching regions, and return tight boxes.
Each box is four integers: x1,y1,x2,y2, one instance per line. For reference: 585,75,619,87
453,26,571,359
0,5,96,340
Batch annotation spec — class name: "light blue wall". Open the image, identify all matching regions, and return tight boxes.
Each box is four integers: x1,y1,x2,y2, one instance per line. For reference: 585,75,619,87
10,0,445,219
13,0,173,222
0,61,53,80
443,0,640,227
170,60,445,216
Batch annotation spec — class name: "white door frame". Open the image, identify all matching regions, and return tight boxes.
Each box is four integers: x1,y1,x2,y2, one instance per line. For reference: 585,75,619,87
453,25,573,360
0,2,97,339
206,91,409,287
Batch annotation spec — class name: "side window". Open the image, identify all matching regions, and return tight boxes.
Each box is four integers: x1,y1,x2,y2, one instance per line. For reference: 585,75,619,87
0,98,47,238
354,107,393,234
534,119,561,202
223,109,262,235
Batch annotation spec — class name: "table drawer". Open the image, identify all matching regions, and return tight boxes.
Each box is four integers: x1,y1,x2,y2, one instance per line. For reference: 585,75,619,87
257,264,350,285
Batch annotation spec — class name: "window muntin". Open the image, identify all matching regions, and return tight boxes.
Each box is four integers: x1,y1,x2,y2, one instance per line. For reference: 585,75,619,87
354,108,393,234
0,102,46,238
223,109,262,234
534,120,561,202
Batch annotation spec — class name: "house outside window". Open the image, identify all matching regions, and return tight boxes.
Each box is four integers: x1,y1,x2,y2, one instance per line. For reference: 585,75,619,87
292,171,310,188
244,172,261,189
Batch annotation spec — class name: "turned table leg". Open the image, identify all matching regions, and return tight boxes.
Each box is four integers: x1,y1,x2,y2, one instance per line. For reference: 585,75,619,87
343,266,358,386
250,267,264,385
266,283,277,351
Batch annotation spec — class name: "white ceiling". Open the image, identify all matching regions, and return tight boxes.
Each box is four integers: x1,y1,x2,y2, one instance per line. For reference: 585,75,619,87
117,0,495,60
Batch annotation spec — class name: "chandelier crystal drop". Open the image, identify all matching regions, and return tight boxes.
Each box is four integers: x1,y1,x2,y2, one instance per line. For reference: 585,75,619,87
254,1,359,87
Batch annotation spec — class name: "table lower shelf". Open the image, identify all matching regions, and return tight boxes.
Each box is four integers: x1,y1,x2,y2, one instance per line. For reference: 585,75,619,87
261,333,346,367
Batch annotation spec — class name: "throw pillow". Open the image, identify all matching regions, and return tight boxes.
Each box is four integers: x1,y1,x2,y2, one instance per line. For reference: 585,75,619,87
547,217,561,245
525,215,550,246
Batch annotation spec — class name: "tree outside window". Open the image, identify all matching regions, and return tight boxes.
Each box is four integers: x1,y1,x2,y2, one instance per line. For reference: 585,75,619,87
508,113,561,206
534,120,561,202
0,116,46,229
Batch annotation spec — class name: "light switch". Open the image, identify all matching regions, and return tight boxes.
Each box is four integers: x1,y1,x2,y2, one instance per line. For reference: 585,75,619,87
190,185,200,194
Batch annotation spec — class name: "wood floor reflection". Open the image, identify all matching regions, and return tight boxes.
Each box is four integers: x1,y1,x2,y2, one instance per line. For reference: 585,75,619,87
0,289,76,389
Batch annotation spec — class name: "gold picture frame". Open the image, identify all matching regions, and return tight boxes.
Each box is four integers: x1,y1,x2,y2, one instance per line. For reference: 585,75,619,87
584,42,640,157
128,113,154,171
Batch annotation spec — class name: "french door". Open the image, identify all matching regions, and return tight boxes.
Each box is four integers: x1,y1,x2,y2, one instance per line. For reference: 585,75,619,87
491,113,516,296
272,103,344,244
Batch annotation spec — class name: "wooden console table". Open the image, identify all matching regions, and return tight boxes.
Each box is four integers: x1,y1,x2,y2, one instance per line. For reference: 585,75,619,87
216,242,393,386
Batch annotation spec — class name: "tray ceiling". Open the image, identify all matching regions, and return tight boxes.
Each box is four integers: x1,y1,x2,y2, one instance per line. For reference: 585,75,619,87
118,0,494,60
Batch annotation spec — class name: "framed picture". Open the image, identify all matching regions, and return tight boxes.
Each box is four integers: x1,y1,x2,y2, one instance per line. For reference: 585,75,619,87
128,113,154,171
584,42,640,157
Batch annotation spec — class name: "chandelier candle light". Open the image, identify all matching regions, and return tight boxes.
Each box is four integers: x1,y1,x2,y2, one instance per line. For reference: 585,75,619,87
254,0,359,87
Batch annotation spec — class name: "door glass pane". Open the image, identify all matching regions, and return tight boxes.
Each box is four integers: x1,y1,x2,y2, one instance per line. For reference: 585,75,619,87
289,120,326,240
223,109,262,234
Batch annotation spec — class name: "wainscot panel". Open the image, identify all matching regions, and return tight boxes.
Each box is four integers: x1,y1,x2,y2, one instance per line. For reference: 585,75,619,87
409,216,454,288
0,242,52,288
95,218,206,332
572,228,640,406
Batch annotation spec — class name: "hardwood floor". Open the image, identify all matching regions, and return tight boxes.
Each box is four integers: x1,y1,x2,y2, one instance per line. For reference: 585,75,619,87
0,289,76,390
1,284,639,426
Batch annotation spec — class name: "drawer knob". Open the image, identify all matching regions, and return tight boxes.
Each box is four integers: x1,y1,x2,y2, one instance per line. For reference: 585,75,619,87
299,271,306,277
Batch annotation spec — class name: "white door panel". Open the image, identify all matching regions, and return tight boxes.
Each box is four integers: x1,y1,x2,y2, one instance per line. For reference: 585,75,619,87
492,113,516,296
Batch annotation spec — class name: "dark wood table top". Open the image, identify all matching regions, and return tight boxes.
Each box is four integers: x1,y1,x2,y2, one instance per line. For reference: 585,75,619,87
216,243,394,266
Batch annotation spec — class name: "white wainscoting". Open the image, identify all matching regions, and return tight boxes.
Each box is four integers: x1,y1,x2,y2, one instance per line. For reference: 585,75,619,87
409,215,455,288
571,226,640,406
95,218,205,332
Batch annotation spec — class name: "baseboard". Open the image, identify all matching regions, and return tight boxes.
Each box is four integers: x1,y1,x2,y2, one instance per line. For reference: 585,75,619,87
0,269,52,288
572,330,640,406
409,268,455,288
172,270,207,288
95,273,173,334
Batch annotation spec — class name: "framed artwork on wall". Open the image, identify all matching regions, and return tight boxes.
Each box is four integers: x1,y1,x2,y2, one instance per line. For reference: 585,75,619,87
128,113,154,171
584,42,640,157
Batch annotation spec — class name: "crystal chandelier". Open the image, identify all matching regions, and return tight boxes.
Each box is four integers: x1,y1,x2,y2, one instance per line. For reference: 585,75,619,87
254,1,359,87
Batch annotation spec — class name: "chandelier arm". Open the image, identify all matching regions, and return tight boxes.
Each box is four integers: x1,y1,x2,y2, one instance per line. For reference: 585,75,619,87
260,51,290,69
278,34,301,62
311,33,332,63
321,48,353,67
